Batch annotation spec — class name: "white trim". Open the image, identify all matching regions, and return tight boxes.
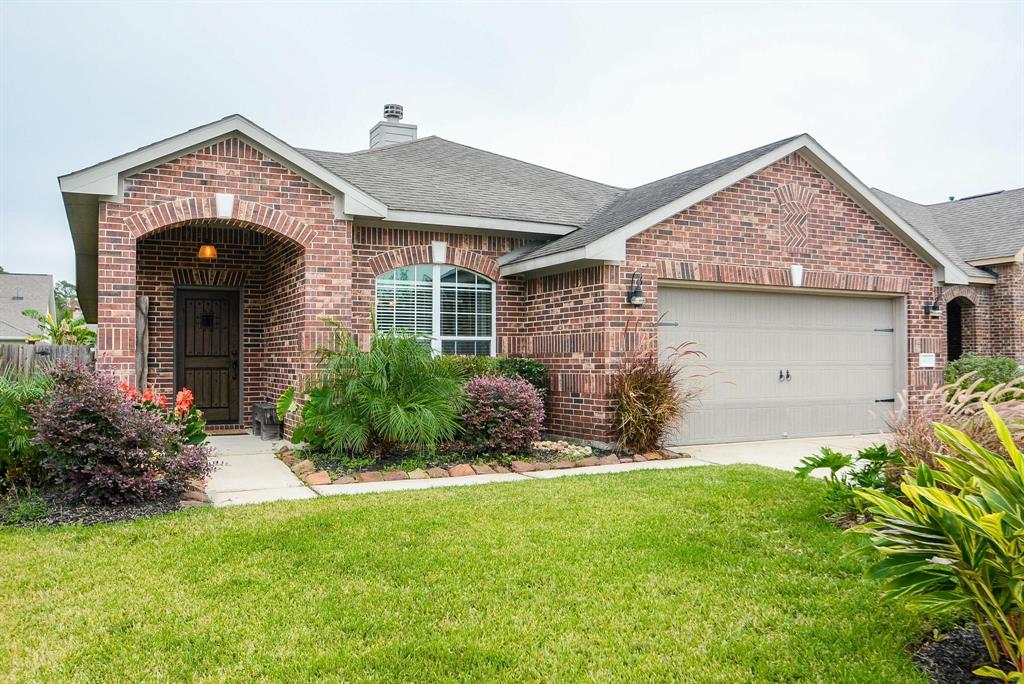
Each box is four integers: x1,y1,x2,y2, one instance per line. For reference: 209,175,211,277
503,135,972,285
385,210,576,236
58,114,387,217
968,248,1024,266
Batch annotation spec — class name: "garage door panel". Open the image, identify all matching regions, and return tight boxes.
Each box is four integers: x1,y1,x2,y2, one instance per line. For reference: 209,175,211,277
659,287,897,445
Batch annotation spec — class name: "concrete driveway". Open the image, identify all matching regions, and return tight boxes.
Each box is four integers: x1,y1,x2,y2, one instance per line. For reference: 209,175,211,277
673,433,892,473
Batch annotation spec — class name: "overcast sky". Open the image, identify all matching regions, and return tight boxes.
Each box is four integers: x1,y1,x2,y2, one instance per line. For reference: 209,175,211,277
1,0,1021,283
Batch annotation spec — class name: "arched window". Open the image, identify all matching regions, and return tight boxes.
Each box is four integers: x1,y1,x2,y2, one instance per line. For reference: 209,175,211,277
375,264,495,356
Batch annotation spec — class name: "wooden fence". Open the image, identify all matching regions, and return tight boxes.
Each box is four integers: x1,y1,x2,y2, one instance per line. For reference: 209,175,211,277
0,344,95,375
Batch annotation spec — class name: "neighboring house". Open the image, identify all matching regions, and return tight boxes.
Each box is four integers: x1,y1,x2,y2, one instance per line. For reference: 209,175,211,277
872,189,1023,364
0,272,56,344
58,107,1021,445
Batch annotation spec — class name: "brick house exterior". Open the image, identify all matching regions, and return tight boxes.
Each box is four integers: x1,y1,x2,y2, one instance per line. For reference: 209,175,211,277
60,112,1022,444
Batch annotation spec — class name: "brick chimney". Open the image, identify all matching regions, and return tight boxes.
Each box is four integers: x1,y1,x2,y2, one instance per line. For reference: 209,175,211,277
369,104,417,149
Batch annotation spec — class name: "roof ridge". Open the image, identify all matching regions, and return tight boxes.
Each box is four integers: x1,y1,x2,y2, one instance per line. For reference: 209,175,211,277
301,135,442,157
425,137,625,191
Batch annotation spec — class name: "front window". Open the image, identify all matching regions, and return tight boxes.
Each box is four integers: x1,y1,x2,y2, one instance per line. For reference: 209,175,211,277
375,264,495,356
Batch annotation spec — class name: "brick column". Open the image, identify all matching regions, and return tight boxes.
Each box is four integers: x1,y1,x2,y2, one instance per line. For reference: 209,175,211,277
95,202,136,384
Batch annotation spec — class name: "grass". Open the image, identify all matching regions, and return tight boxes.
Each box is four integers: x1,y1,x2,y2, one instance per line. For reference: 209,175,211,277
1,465,930,683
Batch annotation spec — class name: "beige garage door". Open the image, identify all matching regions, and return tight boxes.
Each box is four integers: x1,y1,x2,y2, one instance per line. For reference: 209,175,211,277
658,287,898,445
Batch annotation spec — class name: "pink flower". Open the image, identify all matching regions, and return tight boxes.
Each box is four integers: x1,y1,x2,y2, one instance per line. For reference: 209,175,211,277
142,387,154,403
154,394,168,410
175,388,194,416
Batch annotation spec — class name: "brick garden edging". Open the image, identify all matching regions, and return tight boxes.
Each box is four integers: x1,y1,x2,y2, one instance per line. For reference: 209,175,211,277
276,447,686,487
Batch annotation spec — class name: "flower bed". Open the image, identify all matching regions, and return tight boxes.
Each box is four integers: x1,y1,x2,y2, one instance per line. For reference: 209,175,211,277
279,440,685,486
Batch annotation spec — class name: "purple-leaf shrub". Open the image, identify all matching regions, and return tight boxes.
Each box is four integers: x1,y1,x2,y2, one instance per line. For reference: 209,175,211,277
462,375,545,455
29,362,213,505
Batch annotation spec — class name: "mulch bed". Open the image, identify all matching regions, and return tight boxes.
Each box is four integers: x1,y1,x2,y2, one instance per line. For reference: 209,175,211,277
0,490,185,528
914,625,1014,683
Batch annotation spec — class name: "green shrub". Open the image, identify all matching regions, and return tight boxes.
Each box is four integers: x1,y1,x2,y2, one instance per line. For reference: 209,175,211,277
290,325,466,456
794,444,902,516
0,493,48,524
854,404,1023,681
496,357,548,394
0,368,52,490
945,354,1023,392
434,354,500,381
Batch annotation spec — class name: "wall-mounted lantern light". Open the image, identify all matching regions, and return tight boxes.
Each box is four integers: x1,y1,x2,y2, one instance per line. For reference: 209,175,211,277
790,263,804,287
925,299,942,318
626,271,646,307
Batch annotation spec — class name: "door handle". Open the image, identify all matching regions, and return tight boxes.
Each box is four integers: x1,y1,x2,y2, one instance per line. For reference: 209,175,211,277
231,360,239,379
786,370,791,381
779,370,784,381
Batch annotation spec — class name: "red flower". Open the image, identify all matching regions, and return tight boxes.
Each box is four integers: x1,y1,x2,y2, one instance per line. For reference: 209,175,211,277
175,388,194,416
142,387,154,403
119,383,141,401
154,394,168,410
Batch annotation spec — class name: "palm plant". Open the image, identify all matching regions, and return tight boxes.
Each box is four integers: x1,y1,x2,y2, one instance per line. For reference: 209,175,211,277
854,404,1024,681
21,308,96,346
291,324,466,455
0,368,52,489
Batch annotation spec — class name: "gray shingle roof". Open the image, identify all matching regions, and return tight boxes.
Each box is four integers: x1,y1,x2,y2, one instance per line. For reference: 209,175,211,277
872,188,1023,278
926,189,1024,262
299,137,624,227
511,135,802,262
0,273,55,341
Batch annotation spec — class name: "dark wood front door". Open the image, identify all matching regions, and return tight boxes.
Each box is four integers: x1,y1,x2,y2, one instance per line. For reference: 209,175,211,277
175,289,240,423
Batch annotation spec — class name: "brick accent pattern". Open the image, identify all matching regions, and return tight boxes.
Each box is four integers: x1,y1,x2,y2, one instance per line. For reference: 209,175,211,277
351,225,528,350
514,153,945,441
96,137,351,426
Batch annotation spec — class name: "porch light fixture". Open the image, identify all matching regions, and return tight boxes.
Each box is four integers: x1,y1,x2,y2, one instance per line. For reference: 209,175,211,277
925,299,942,318
197,243,218,260
626,271,646,307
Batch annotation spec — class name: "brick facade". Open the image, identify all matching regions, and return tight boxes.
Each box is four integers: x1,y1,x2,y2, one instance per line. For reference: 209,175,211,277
95,139,1009,442
97,138,350,424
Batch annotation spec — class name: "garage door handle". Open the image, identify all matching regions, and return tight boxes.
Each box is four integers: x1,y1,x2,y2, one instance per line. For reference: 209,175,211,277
786,370,791,381
779,370,784,381
658,321,679,327
875,398,895,403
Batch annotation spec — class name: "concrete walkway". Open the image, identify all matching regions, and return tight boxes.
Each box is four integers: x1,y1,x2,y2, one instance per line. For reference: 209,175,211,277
205,435,315,507
205,432,890,506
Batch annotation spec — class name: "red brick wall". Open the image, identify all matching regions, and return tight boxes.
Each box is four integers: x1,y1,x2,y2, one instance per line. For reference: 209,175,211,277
97,137,350,426
515,153,945,441
136,225,302,424
989,263,1024,362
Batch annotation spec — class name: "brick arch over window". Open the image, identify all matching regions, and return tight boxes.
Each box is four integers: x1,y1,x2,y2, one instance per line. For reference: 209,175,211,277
124,196,314,248
368,245,501,282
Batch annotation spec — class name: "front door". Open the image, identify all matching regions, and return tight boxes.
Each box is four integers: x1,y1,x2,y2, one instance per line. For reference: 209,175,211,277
175,289,240,423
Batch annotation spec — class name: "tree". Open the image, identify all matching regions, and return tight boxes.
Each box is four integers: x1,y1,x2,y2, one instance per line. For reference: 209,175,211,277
54,280,77,318
21,309,96,346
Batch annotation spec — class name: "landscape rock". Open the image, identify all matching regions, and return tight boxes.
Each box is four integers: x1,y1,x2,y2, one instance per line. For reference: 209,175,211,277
510,460,535,473
531,462,552,471
407,469,430,480
355,471,383,483
180,488,208,503
552,460,574,469
304,471,331,486
426,467,450,478
619,457,634,463
642,451,664,461
449,464,475,477
281,452,297,467
492,465,511,474
578,456,600,467
632,453,647,462
471,464,495,475
179,500,208,509
383,470,408,481
291,460,316,475
660,449,680,459
332,476,356,485
597,454,620,466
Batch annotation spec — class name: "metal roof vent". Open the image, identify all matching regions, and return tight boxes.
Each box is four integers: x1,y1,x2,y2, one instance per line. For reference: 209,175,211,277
369,104,417,149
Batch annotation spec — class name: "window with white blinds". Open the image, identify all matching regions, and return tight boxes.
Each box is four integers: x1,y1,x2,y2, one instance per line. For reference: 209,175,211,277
375,265,495,356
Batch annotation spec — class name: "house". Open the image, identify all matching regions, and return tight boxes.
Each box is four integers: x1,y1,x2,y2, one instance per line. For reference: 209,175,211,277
58,106,1023,445
0,272,56,344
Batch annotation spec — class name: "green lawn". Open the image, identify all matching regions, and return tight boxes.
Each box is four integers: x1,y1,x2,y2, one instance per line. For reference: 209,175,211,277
1,466,929,683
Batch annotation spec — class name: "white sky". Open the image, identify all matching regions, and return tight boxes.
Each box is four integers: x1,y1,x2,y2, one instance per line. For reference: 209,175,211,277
1,0,1021,283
